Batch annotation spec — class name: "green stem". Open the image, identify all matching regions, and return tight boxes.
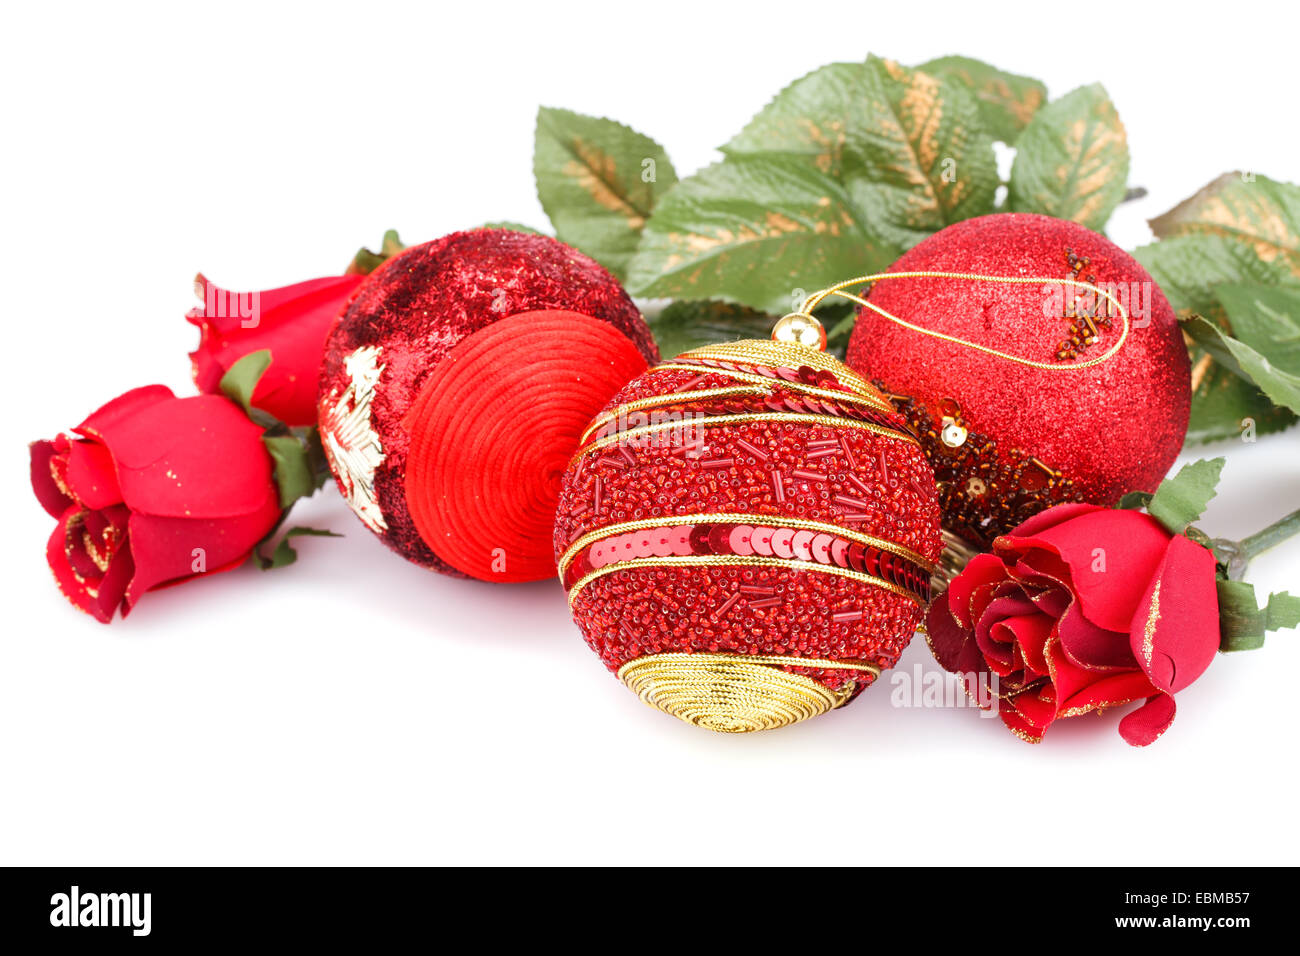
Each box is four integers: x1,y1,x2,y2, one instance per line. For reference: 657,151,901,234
1240,507,1300,561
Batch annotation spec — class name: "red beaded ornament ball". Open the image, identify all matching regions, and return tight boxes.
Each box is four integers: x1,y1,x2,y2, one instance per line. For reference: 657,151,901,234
318,229,658,580
554,338,943,732
846,213,1191,549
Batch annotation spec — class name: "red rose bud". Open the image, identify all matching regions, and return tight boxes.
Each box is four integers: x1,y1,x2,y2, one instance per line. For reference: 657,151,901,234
926,503,1220,746
30,387,283,623
188,273,365,426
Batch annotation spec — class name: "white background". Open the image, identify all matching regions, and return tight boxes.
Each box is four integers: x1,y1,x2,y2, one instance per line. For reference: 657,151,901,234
3,0,1297,866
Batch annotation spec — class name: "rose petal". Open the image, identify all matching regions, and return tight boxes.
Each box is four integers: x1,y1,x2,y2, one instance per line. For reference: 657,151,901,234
76,385,175,435
94,544,135,622
1008,547,1072,590
123,492,280,604
188,273,365,426
999,700,1049,743
1048,639,1158,717
1118,693,1176,746
1056,603,1136,670
45,506,108,623
994,612,1053,676
30,440,73,517
1006,682,1057,730
925,590,986,675
1002,509,1171,632
943,552,1006,629
995,502,1107,543
1129,534,1220,694
64,439,123,509
79,394,276,519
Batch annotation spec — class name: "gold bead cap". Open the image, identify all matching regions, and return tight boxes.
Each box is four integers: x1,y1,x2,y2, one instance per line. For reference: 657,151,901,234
617,653,880,733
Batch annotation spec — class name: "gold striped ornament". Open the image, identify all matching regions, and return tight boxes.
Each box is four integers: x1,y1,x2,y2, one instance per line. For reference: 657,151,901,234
555,321,943,733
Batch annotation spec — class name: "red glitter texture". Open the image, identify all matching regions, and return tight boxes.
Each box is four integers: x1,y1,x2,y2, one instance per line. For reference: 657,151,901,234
318,229,658,571
847,214,1190,542
554,354,943,696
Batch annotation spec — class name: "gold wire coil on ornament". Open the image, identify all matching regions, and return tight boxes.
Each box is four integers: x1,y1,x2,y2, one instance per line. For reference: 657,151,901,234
617,653,881,733
798,270,1131,371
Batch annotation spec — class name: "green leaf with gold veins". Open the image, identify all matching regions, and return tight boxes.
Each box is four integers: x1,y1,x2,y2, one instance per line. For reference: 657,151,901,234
723,62,880,174
915,55,1047,143
723,56,998,249
1008,83,1129,231
626,155,899,315
1134,235,1300,442
534,107,677,280
1149,173,1300,276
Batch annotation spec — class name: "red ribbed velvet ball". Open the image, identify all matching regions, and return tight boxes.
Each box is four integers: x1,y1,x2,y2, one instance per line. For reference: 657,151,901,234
554,339,942,733
846,213,1190,548
318,229,657,578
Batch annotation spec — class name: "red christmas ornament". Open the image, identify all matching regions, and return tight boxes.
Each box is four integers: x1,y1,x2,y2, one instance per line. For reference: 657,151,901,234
846,213,1190,548
318,229,657,579
554,338,942,732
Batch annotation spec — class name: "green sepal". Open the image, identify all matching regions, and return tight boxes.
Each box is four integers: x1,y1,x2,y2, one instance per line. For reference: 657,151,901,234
1145,457,1225,535
1217,580,1300,652
1117,491,1152,511
262,434,316,509
256,526,343,571
218,350,278,429
218,350,324,510
346,229,406,276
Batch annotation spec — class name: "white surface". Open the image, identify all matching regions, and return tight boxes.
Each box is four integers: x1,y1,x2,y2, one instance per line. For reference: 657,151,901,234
2,0,1298,866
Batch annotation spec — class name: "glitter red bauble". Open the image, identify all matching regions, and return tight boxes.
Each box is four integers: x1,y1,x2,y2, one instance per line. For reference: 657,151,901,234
846,213,1190,548
554,339,942,733
318,229,657,579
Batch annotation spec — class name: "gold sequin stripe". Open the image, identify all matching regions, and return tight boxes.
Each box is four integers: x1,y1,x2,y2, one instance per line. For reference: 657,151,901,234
651,362,895,414
557,512,936,580
678,339,880,397
618,652,877,732
569,411,919,469
579,385,769,446
565,554,923,608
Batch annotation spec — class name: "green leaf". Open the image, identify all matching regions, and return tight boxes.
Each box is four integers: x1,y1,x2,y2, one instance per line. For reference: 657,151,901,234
257,526,343,571
1134,235,1300,320
915,55,1047,143
345,229,406,276
1007,83,1129,231
1148,173,1300,274
1185,362,1294,444
1218,581,1300,651
1182,314,1300,415
534,107,677,280
1215,283,1300,376
480,221,545,235
723,62,874,172
723,57,998,249
647,301,777,358
1133,235,1300,443
627,155,897,315
1146,457,1224,534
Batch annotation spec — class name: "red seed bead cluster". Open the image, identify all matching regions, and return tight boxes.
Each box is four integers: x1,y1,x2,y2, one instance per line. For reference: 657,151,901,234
555,339,943,702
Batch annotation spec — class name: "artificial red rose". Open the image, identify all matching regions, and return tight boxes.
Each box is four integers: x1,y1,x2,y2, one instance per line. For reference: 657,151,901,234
926,502,1221,745
30,386,283,623
188,273,365,426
